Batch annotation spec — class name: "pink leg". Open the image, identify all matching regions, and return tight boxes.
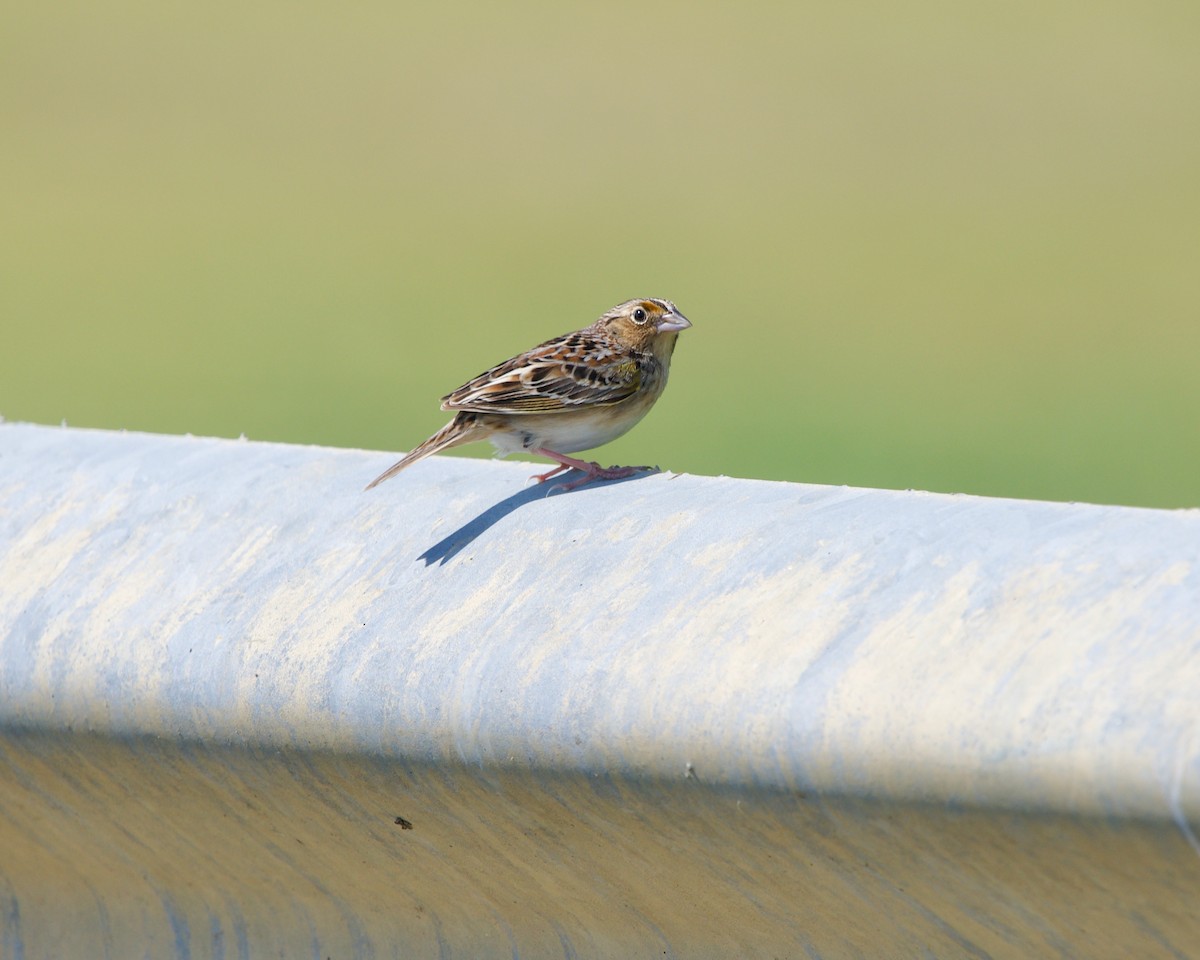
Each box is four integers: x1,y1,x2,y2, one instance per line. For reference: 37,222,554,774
530,462,572,483
531,448,651,490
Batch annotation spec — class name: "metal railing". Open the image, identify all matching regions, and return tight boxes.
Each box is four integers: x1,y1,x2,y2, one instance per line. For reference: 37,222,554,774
2,421,1198,957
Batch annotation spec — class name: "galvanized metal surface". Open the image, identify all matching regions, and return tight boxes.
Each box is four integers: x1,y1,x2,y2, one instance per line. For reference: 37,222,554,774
1,421,1198,958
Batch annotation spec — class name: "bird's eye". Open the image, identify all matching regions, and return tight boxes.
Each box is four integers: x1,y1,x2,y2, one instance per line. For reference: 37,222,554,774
632,307,648,323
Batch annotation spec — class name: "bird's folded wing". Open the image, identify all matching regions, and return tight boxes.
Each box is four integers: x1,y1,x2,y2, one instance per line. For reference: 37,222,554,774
441,335,642,413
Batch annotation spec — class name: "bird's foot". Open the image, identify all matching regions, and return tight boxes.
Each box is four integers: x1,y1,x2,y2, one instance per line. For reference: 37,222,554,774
531,448,654,490
530,463,572,484
557,462,647,491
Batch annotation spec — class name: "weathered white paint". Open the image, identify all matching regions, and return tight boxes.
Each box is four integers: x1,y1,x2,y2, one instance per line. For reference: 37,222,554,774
1,421,1198,957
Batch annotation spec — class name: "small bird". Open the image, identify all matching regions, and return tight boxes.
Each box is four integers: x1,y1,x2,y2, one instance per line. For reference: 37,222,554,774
366,298,691,491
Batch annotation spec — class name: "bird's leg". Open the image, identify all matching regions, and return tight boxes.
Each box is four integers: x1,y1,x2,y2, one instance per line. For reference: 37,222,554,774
531,448,650,490
529,462,572,483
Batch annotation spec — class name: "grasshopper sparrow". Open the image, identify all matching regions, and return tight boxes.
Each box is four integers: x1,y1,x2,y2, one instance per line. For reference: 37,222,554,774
366,298,691,491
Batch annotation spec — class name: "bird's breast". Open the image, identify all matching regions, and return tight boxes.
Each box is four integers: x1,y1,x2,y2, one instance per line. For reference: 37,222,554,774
486,390,661,455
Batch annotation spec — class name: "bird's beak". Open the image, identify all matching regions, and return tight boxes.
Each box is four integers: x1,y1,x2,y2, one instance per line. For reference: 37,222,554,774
655,309,692,334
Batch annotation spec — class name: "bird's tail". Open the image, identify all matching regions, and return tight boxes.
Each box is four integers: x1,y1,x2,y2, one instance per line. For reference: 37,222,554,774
365,412,486,490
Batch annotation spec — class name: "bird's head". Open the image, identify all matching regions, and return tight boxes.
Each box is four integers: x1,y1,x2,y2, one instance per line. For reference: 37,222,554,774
596,298,691,354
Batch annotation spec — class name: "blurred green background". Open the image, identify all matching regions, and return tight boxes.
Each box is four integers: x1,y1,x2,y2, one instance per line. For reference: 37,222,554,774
3,1,1197,507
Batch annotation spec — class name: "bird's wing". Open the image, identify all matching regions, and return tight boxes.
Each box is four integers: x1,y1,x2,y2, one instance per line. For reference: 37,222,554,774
441,332,643,414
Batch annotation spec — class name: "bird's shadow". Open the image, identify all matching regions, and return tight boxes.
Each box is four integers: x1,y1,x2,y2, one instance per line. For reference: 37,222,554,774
417,469,654,566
